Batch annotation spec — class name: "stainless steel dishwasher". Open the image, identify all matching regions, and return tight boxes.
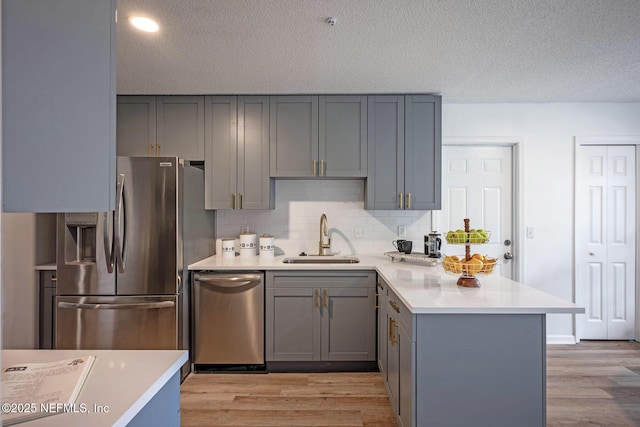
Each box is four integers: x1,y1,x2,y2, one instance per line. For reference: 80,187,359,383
192,272,264,371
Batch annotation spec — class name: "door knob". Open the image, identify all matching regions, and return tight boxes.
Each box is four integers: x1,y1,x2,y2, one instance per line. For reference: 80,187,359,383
504,252,513,260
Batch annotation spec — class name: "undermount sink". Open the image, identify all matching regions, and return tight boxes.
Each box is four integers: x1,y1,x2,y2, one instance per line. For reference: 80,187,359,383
282,256,360,264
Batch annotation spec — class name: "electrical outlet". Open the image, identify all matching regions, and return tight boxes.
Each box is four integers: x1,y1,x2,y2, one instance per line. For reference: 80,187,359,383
397,225,406,238
354,226,366,238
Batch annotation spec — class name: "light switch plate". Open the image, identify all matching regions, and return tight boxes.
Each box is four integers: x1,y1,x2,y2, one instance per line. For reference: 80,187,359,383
526,227,534,238
398,225,406,238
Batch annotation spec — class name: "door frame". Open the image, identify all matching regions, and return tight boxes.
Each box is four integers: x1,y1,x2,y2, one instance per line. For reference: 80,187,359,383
574,136,640,342
437,137,524,282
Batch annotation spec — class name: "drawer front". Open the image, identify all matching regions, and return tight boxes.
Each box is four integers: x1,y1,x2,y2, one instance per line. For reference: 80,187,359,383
386,286,414,340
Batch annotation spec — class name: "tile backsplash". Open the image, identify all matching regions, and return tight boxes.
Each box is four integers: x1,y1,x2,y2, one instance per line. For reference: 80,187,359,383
215,180,433,256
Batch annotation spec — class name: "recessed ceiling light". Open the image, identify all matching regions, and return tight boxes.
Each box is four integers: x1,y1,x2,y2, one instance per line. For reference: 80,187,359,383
130,16,159,32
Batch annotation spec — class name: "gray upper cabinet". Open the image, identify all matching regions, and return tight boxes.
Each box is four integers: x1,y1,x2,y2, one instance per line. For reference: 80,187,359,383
265,271,376,362
319,96,367,177
270,96,367,178
205,96,273,210
2,0,116,212
404,95,441,210
117,96,205,160
366,95,442,210
270,96,318,177
157,96,205,160
117,96,157,157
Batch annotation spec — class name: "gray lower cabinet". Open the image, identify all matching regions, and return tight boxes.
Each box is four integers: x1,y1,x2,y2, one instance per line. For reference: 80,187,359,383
379,280,415,427
378,276,546,427
270,96,367,178
3,0,116,212
117,96,205,160
205,96,273,210
366,95,442,210
265,271,376,362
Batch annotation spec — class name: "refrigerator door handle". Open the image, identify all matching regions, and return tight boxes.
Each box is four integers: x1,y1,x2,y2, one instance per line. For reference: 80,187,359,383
58,301,175,310
114,173,127,273
103,211,114,273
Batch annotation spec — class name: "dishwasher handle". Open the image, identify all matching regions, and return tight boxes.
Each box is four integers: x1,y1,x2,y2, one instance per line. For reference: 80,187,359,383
193,273,262,289
58,301,175,310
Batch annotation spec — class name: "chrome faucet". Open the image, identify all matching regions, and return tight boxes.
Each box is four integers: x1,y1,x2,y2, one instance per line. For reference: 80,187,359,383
319,213,331,255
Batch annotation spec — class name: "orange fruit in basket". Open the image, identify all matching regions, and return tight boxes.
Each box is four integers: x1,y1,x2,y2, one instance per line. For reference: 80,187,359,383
462,258,483,275
443,256,463,273
481,257,496,273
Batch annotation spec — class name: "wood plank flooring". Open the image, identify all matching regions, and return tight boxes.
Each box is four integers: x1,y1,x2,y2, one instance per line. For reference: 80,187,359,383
181,341,640,426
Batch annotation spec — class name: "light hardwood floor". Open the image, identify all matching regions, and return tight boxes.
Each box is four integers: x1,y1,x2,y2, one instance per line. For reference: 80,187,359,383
181,341,640,426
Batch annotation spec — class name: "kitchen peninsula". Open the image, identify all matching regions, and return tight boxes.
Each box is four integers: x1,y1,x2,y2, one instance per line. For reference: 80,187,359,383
1,350,187,426
190,254,584,427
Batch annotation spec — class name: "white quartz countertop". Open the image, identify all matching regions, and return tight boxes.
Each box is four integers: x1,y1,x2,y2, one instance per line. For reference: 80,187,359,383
189,254,584,315
1,349,187,427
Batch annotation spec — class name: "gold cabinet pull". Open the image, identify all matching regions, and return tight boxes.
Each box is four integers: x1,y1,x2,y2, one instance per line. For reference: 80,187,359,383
313,160,318,176
156,144,161,156
315,289,319,308
231,193,236,209
149,144,154,156
239,193,243,209
323,289,328,308
398,193,404,209
51,276,57,282
407,192,412,209
320,160,325,177
389,300,400,313
389,318,397,346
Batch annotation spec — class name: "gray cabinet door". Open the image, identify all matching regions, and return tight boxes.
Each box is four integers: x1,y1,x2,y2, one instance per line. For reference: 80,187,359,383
117,96,157,156
205,96,237,209
397,319,414,427
238,96,273,209
377,282,388,378
266,287,320,361
319,96,367,177
157,96,205,160
321,286,376,361
266,271,376,362
366,94,442,210
2,0,116,212
204,96,272,210
387,310,400,415
269,96,318,177
404,95,442,210
366,96,405,210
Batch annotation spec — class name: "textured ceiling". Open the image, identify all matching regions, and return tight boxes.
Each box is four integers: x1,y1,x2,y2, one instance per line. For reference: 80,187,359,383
116,0,640,103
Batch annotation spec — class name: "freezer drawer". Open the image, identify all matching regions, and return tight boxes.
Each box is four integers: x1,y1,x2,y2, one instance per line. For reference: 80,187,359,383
193,272,264,366
56,295,180,350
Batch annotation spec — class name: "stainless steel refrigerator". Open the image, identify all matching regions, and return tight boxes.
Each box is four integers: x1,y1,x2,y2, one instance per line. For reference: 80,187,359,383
55,157,215,375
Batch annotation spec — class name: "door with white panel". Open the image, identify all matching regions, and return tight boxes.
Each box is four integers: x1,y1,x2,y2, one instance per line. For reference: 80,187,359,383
576,145,636,340
435,146,514,279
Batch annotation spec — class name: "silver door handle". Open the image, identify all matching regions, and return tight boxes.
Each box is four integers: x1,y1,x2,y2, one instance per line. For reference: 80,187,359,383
103,211,114,273
114,173,127,273
504,252,513,260
58,301,175,310
194,274,262,288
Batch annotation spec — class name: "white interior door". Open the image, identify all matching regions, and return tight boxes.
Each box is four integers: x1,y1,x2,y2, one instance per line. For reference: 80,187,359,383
435,145,514,279
576,145,636,340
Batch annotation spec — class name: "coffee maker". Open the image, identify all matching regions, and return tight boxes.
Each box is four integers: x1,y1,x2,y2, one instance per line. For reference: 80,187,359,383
424,231,442,258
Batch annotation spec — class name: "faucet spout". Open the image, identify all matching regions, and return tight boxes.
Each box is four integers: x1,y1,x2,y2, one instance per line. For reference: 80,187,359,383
319,214,331,255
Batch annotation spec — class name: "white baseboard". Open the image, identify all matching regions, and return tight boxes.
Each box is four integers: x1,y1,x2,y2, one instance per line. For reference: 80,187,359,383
546,335,577,345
